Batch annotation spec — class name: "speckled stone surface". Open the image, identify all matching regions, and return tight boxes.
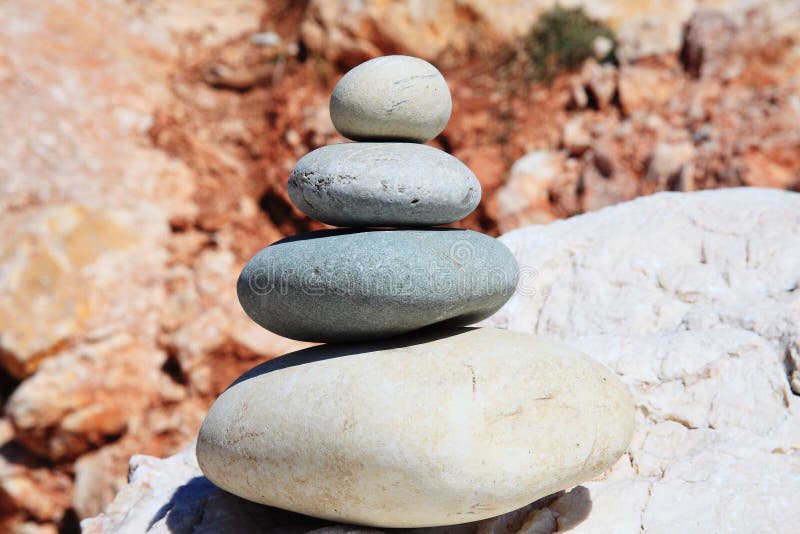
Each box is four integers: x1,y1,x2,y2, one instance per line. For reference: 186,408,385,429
329,55,452,143
237,229,518,342
197,327,635,528
288,143,481,227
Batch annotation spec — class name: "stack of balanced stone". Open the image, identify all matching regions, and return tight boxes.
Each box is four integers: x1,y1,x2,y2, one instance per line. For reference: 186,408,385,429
197,56,634,528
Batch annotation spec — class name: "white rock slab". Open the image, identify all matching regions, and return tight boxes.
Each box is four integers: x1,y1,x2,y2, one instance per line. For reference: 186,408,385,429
487,187,800,533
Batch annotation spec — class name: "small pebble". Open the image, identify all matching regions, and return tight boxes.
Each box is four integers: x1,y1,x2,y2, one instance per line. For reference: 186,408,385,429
330,55,452,143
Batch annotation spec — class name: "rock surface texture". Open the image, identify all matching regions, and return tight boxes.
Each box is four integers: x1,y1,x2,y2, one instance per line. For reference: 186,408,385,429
87,188,800,532
488,188,800,533
300,0,756,66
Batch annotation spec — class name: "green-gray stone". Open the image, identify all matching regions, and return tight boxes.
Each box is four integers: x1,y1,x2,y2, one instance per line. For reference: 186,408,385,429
237,229,519,342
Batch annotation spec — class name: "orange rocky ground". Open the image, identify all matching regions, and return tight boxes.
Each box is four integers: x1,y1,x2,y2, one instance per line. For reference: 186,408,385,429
0,0,798,532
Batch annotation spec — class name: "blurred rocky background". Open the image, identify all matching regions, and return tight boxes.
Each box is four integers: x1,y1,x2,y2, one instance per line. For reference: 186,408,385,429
0,0,798,532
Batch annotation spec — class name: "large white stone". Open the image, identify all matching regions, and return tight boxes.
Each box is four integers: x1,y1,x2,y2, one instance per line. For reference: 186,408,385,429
196,328,634,527
330,55,451,143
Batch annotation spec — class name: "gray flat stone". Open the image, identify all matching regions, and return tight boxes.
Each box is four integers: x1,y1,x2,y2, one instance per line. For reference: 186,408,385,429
330,55,452,143
237,229,518,342
288,143,481,227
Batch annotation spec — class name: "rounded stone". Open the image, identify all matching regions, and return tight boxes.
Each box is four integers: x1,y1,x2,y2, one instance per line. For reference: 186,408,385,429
237,229,518,342
197,327,635,528
288,143,481,227
330,55,452,143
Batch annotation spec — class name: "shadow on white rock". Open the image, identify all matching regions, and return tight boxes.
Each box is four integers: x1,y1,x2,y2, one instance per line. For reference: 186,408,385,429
81,444,596,533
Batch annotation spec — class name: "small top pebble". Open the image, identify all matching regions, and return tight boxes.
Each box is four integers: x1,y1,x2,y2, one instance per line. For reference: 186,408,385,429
330,55,452,143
